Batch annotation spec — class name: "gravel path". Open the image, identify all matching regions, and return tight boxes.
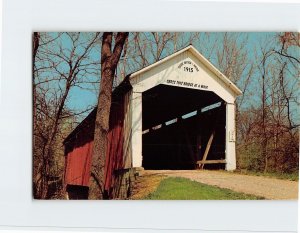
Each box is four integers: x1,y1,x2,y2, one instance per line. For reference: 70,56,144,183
140,170,298,200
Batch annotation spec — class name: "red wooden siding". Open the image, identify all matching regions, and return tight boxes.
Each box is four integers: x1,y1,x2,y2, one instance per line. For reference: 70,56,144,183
104,95,126,192
65,141,93,186
64,110,96,187
64,84,131,196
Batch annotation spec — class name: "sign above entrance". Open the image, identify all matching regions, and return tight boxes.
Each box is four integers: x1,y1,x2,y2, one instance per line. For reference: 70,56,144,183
178,60,199,73
166,79,208,90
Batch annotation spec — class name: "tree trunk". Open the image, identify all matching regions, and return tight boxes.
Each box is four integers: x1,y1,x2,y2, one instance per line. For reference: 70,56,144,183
32,32,39,126
261,56,268,173
89,32,128,199
32,32,40,198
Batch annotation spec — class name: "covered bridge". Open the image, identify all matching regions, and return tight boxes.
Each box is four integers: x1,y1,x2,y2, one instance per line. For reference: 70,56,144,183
63,45,242,199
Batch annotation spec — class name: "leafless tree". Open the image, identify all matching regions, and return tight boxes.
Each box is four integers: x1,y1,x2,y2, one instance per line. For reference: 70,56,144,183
33,32,101,199
237,33,299,173
89,32,128,199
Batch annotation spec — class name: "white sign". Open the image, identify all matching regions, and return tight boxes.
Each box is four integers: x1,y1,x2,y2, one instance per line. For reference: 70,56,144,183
178,60,200,73
166,79,209,90
229,130,235,142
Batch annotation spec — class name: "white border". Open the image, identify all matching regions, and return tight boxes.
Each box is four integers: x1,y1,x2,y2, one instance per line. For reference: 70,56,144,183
0,0,299,232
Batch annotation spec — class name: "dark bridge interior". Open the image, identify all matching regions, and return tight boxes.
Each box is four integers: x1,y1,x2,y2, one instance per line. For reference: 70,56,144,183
142,84,226,170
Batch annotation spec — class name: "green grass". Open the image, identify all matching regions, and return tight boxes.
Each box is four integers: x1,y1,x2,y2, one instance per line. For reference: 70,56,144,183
143,177,264,200
235,170,299,181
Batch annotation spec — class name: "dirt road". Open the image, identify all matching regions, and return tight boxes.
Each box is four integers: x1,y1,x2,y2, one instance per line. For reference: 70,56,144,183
138,170,298,200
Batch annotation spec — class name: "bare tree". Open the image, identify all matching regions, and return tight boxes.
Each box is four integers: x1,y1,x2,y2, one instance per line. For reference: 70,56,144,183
259,48,272,173
33,32,100,199
237,33,299,173
275,32,300,64
89,32,128,199
33,32,40,141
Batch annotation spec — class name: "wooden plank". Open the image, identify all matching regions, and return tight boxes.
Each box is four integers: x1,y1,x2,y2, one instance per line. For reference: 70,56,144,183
199,130,215,169
197,159,226,164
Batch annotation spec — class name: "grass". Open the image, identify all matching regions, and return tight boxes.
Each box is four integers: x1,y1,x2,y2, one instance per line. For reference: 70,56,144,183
234,170,299,181
130,174,166,200
143,177,264,200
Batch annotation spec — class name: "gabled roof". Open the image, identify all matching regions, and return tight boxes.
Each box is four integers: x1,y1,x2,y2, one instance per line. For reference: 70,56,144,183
64,45,242,145
129,45,242,96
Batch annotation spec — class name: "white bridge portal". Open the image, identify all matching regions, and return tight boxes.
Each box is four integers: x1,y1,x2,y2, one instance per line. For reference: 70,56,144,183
128,45,241,171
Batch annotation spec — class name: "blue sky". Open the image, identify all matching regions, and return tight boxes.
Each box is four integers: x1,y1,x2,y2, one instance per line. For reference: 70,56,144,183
38,32,298,122
69,33,272,110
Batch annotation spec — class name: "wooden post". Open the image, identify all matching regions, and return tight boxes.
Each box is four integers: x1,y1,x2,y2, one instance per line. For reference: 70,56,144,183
199,130,215,169
197,159,226,165
225,103,236,170
131,91,143,168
